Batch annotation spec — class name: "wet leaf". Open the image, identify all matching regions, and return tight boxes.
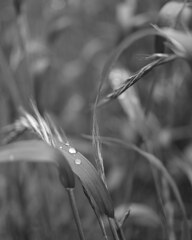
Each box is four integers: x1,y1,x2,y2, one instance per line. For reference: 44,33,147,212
0,140,75,188
54,139,114,218
15,106,114,217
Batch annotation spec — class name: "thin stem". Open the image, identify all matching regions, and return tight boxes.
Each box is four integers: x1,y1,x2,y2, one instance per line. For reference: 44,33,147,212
97,216,108,240
16,15,35,100
0,47,22,109
99,136,190,240
144,77,156,116
82,187,109,240
108,218,120,240
67,189,86,240
143,84,175,240
114,219,126,240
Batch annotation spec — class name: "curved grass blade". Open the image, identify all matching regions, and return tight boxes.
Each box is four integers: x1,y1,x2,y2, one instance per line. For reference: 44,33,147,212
17,107,114,218
98,136,190,240
0,139,86,239
92,119,106,182
53,139,114,218
92,29,157,180
93,28,175,113
0,140,75,189
92,29,159,184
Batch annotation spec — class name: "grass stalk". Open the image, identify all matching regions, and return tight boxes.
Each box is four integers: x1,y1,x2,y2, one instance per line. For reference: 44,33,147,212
67,189,86,240
97,217,108,240
114,219,126,240
0,47,23,109
99,136,190,240
108,218,120,240
99,54,177,107
143,84,176,240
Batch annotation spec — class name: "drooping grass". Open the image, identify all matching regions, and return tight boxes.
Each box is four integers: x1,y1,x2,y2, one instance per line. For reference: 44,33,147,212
0,1,192,239
98,54,177,107
97,136,190,240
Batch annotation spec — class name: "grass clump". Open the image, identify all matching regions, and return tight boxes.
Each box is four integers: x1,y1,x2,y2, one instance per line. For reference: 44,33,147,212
0,1,192,240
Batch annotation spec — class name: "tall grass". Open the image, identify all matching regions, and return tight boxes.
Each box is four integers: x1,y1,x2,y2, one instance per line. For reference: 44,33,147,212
0,0,192,240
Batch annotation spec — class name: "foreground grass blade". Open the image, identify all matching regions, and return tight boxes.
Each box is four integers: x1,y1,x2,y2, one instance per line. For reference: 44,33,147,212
53,139,114,218
0,139,87,239
14,106,114,233
67,189,86,240
99,136,190,240
83,187,109,240
108,218,120,240
0,140,75,189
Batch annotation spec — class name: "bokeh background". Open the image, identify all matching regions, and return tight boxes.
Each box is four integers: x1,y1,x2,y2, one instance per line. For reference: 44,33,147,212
0,0,192,239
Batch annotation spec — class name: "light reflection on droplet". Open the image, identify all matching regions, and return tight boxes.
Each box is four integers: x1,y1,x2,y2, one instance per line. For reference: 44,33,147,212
75,159,81,165
65,142,70,146
69,147,76,154
59,146,63,149
9,155,14,161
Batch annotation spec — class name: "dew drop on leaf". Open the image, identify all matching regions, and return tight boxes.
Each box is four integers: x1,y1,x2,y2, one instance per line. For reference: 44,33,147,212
9,155,14,161
69,147,77,154
75,159,81,165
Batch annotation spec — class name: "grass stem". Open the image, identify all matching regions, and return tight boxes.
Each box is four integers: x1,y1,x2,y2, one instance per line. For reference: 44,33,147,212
108,218,120,240
114,219,126,240
67,189,86,240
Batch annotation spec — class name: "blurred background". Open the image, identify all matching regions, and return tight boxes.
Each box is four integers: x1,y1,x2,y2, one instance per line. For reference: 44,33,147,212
0,0,192,239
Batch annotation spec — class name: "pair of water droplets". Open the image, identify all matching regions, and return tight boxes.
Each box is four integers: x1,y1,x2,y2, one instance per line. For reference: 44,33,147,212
59,142,81,165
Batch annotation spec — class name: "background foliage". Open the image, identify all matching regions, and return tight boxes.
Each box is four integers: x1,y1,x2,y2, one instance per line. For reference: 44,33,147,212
0,0,191,240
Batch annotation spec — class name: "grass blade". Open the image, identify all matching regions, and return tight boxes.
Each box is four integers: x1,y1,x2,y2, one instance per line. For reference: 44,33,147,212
13,107,114,219
98,136,190,240
67,189,86,240
108,218,120,240
0,140,75,189
53,138,114,218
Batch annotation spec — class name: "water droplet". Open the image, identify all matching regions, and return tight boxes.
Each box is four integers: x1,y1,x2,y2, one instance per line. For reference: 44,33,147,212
9,155,14,161
59,146,63,149
69,147,76,154
75,159,81,165
65,142,70,146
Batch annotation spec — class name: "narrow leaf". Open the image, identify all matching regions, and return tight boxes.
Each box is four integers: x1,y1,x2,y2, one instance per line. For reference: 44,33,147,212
99,136,190,240
54,139,114,218
0,140,75,188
